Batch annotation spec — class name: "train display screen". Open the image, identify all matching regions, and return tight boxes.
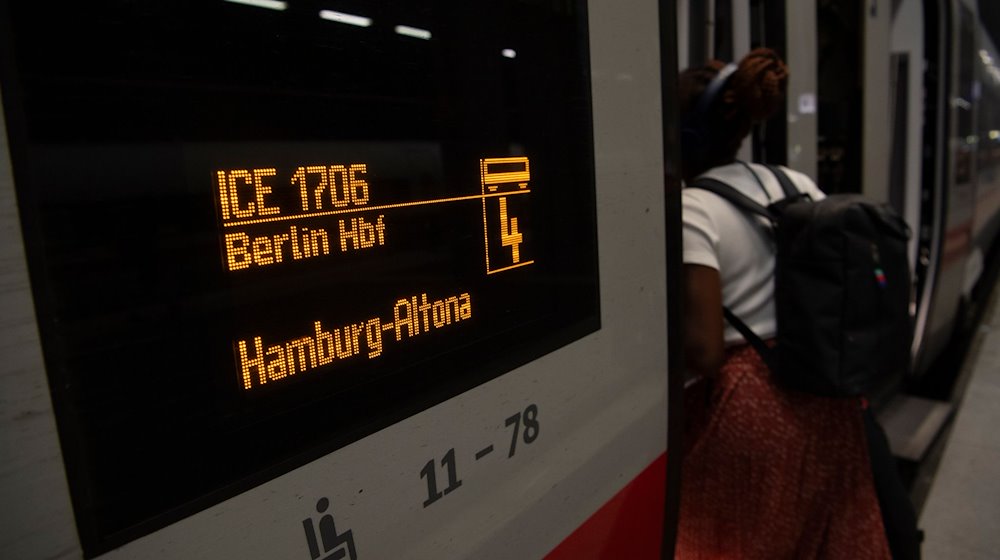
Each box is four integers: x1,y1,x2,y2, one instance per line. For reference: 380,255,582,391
0,0,598,554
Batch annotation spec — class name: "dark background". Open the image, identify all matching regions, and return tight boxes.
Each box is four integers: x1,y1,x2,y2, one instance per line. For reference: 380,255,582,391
979,0,1000,47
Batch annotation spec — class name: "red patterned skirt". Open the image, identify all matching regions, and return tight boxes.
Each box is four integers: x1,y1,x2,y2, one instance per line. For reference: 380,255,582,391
676,344,890,559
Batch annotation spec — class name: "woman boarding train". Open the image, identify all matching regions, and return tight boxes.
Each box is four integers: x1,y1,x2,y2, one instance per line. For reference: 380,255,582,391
676,48,919,559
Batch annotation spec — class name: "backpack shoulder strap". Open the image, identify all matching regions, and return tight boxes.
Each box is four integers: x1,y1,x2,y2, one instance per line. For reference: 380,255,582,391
687,177,777,222
723,307,777,372
764,164,804,200
690,174,779,371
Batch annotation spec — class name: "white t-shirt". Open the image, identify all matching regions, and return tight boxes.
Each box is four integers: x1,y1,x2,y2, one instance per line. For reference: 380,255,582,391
682,162,825,346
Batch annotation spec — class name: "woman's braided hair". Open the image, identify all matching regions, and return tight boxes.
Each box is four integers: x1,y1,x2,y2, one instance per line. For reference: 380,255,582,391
678,48,789,179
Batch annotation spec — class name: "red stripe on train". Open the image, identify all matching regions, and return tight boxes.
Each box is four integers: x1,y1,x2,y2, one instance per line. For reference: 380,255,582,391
544,453,667,560
941,222,971,266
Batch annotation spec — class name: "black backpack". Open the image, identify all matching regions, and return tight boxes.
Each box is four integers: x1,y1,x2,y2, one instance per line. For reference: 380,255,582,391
689,164,912,397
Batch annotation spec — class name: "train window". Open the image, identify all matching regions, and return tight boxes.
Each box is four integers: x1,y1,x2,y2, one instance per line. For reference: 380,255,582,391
956,5,977,186
0,0,598,554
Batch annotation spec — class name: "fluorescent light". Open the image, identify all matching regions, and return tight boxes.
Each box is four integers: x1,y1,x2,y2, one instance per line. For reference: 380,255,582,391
224,0,287,10
502,49,517,59
320,10,372,27
395,25,432,40
989,130,999,141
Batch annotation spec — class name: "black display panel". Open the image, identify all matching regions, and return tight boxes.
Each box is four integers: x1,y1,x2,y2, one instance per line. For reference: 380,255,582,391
0,0,598,555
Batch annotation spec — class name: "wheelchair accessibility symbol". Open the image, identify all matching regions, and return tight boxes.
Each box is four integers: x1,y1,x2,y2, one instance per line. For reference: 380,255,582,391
302,498,358,560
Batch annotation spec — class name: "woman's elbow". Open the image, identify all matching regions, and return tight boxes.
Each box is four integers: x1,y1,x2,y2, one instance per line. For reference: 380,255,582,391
684,338,724,378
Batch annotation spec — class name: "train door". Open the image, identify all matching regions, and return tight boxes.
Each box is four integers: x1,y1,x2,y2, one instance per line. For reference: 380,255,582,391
912,0,978,377
0,1,681,558
908,0,948,373
890,0,926,294
784,1,819,179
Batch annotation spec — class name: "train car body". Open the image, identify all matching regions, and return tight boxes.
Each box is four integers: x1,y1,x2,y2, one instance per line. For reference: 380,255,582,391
0,1,676,558
902,0,1000,379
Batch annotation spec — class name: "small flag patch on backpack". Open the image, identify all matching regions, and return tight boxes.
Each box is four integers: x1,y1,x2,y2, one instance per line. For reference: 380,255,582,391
875,267,887,288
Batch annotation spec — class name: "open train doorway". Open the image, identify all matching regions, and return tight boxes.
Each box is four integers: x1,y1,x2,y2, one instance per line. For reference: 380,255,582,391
817,0,864,196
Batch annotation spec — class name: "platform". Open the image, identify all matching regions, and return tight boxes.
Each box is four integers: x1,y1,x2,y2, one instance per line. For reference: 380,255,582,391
919,283,1000,559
